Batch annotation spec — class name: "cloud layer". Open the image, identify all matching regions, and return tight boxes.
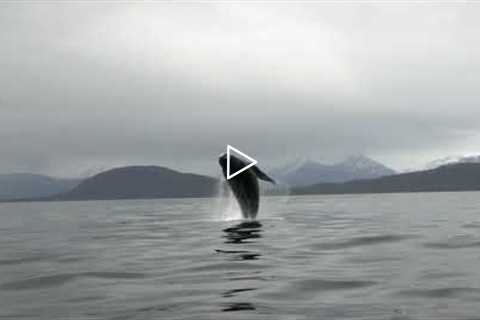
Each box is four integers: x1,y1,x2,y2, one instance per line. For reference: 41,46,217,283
1,3,480,176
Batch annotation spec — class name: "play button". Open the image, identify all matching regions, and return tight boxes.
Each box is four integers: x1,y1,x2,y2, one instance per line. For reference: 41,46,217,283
226,145,258,180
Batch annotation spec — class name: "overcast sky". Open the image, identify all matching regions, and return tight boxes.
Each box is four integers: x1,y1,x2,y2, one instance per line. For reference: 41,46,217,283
1,2,480,177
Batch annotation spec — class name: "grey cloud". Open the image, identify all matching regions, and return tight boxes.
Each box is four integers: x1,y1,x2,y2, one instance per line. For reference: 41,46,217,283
1,3,480,176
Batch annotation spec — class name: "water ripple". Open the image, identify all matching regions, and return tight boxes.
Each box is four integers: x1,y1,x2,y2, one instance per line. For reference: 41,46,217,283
396,287,480,299
314,234,416,250
1,272,146,290
423,236,480,249
293,279,378,291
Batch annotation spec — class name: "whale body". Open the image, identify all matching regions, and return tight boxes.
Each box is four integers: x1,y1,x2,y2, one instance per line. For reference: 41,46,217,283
218,153,275,219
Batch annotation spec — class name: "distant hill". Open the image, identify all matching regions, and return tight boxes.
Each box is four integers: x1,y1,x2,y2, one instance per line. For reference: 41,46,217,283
271,155,396,186
0,173,80,200
293,163,480,195
55,166,218,201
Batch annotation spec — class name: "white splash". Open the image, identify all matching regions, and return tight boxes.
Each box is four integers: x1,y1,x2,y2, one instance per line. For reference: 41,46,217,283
221,196,243,221
213,180,243,221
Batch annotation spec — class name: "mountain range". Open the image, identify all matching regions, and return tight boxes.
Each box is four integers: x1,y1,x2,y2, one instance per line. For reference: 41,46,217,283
425,154,480,170
270,155,396,186
2,154,480,202
0,173,80,201
293,162,480,195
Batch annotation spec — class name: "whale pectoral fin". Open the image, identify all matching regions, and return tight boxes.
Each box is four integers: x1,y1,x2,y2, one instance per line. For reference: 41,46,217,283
252,166,276,184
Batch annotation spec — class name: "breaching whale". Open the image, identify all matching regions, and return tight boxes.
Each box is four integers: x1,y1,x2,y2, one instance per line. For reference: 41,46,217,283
218,153,275,219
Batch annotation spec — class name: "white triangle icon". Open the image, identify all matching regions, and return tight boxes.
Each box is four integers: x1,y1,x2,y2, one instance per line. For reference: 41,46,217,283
226,145,258,180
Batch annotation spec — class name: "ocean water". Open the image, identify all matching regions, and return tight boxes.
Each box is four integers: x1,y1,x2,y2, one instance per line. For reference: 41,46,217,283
1,192,480,319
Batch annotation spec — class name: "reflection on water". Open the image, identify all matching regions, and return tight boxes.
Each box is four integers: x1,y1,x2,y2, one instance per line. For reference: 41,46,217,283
217,221,263,312
222,287,257,297
222,221,263,244
222,302,256,312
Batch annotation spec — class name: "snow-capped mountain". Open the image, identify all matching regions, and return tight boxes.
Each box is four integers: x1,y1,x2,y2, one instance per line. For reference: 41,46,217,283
425,154,480,170
270,155,396,186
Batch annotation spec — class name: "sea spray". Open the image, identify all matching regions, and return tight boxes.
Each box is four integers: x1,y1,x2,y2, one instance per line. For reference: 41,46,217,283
214,179,242,221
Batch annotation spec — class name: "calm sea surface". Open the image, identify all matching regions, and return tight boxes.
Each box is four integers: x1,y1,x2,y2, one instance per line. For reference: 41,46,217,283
2,192,480,319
